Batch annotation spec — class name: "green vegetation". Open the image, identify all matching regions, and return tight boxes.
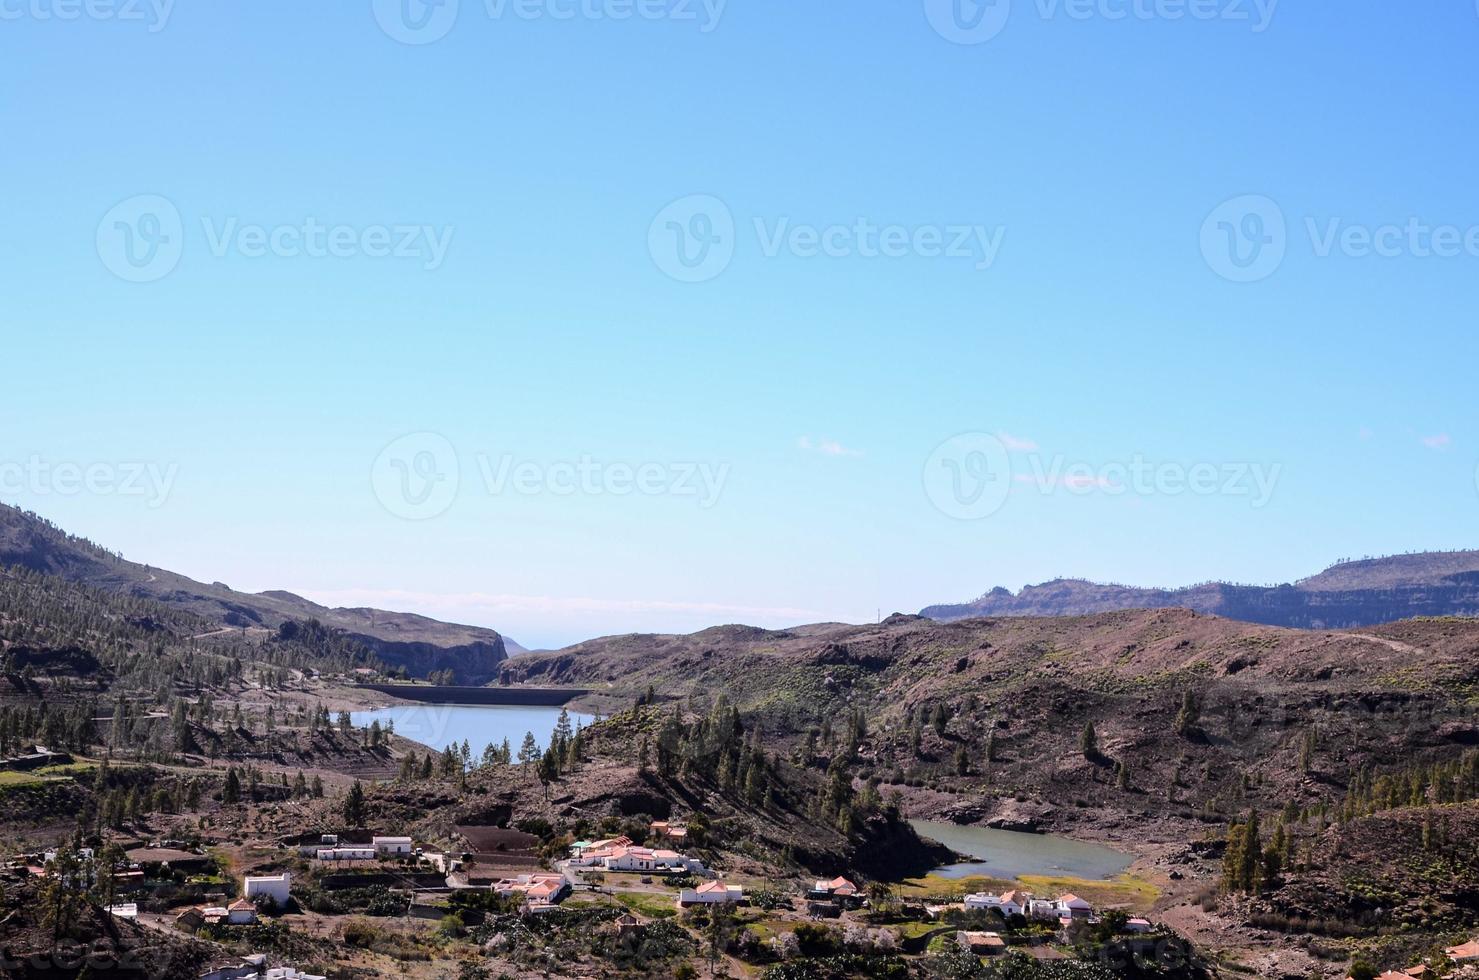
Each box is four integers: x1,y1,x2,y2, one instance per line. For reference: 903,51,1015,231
613,890,679,919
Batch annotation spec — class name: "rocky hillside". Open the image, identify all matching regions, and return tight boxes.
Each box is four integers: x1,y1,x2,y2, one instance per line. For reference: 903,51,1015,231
1259,802,1479,936
505,611,1479,834
921,551,1479,629
0,504,507,682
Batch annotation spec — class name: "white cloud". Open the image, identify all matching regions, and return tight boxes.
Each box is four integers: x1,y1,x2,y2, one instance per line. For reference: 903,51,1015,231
797,435,863,457
1420,433,1452,450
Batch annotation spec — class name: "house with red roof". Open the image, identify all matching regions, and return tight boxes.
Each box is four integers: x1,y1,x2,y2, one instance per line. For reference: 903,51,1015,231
226,899,258,925
677,880,744,907
1446,940,1479,963
492,872,569,908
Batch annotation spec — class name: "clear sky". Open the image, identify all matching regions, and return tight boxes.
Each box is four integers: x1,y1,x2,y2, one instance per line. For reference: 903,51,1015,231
2,0,1477,649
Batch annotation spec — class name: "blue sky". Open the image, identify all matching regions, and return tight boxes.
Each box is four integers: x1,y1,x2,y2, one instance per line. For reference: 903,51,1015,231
2,0,1477,648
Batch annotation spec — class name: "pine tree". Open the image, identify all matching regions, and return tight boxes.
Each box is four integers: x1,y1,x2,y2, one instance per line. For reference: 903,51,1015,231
1239,811,1261,893
343,780,366,826
518,732,539,776
1174,691,1200,737
1080,722,1098,760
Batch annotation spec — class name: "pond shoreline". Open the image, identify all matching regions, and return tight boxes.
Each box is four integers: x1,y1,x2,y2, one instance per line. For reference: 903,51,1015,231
908,818,1134,882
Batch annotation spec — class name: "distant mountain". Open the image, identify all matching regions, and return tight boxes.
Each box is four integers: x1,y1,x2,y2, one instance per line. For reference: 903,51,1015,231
921,551,1479,629
0,503,508,683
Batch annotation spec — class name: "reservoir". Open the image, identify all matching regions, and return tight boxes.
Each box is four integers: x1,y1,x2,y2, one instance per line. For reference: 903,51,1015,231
909,819,1133,881
351,702,595,756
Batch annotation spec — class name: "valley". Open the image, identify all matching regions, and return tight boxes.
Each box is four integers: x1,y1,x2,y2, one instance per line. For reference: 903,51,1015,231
1,507,1476,979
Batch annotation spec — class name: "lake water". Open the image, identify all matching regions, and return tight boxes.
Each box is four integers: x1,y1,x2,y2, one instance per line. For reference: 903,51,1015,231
350,703,594,756
909,819,1132,880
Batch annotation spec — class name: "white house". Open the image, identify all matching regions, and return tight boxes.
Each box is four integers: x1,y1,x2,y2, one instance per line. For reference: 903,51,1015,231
1028,899,1058,920
44,847,94,864
227,899,258,925
577,844,706,875
243,874,292,906
677,880,743,906
200,961,326,980
963,890,1025,918
1055,893,1093,919
1124,918,1153,934
315,847,375,862
811,876,858,898
373,836,413,856
492,873,569,906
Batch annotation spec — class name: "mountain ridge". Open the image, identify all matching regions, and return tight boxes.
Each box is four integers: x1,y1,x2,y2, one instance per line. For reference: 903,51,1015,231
921,550,1479,628
0,503,508,682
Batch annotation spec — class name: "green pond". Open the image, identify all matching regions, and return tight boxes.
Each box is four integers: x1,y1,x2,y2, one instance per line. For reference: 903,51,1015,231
909,819,1133,880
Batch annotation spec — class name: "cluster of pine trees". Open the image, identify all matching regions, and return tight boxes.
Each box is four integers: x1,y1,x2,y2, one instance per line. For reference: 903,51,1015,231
1337,750,1479,821
0,700,96,755
639,695,778,810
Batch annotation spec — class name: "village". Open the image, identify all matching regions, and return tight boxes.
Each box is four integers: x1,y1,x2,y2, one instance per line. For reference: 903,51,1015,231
5,805,1214,977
